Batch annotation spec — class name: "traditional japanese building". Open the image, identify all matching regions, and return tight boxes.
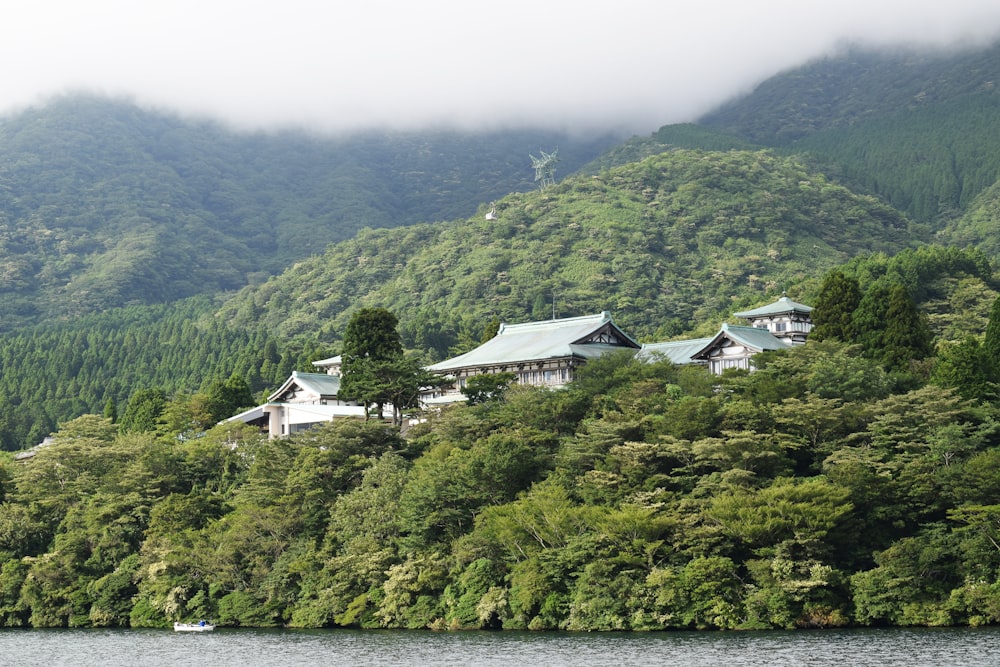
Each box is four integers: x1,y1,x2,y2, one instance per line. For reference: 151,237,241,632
688,323,794,375
734,295,813,344
226,297,814,434
226,370,364,438
423,311,640,404
670,295,814,374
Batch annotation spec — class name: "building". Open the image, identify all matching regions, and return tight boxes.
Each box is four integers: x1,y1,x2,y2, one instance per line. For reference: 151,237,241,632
665,295,813,375
226,369,365,438
734,295,813,344
227,296,813,433
422,311,640,404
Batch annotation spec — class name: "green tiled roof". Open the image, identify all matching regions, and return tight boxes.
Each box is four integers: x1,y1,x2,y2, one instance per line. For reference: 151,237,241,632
734,296,812,319
267,371,342,402
427,312,638,372
640,338,714,365
691,323,790,360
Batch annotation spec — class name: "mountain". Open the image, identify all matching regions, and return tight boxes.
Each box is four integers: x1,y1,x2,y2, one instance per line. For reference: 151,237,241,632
7,39,1000,448
217,149,924,356
700,42,1000,144
691,42,1000,230
0,95,621,329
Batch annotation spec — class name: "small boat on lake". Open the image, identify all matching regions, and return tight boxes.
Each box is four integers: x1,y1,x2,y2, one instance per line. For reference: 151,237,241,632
173,620,215,632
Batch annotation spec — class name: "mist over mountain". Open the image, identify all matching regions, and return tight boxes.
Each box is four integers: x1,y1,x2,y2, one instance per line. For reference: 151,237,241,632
693,41,1000,229
0,95,620,329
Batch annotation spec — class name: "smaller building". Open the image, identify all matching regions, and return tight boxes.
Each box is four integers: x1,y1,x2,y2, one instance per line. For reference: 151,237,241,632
312,355,342,376
689,323,793,375
661,295,813,374
227,370,365,438
733,295,813,344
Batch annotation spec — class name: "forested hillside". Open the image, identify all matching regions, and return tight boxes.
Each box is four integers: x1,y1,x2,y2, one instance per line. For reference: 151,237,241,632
691,41,1000,229
0,95,619,329
0,296,320,450
3,245,1000,629
5,38,1000,633
942,178,1000,258
217,149,923,355
700,42,1000,144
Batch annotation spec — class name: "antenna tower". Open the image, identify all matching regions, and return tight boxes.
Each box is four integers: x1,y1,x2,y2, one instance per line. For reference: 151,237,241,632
530,148,559,190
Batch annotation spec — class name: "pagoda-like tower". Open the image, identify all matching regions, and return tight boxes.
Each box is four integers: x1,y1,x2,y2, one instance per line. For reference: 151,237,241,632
733,295,813,345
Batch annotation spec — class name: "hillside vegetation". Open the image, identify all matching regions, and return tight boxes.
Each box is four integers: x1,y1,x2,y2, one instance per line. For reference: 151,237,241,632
4,272,1000,629
6,41,1000,633
218,149,923,356
0,95,619,329
692,42,1000,230
0,146,937,449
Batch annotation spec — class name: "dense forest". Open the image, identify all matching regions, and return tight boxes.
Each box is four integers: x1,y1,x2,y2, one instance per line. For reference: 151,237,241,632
0,147,927,448
695,42,1000,229
3,39,1000,632
2,248,1000,630
0,95,619,329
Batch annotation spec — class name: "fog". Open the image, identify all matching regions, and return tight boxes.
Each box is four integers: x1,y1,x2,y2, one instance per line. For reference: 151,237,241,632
4,1,1000,134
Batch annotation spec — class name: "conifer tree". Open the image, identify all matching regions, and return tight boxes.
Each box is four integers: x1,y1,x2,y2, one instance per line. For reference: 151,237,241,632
811,270,861,342
983,295,1000,381
103,398,117,423
852,281,893,356
339,308,405,420
880,284,933,370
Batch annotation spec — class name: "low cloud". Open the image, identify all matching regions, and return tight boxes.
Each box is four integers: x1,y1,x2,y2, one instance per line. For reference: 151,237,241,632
4,1,1000,134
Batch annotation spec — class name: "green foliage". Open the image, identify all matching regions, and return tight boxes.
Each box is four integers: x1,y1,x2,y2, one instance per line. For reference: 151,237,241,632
5,55,1000,632
0,95,618,330
701,43,1000,226
0,311,998,631
461,372,517,405
118,389,167,434
217,149,920,348
811,270,861,342
201,375,254,426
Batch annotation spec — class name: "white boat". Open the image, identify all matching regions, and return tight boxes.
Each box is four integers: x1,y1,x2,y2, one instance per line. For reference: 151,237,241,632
173,621,215,632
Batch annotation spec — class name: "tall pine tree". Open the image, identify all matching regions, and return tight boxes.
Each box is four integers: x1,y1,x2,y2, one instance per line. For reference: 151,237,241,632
811,270,861,342
880,284,933,370
339,308,405,420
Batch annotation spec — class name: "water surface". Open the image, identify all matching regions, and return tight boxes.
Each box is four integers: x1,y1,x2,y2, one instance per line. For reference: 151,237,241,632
2,626,997,666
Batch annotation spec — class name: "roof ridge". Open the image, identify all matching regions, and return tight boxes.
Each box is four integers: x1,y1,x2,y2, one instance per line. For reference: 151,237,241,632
499,311,610,334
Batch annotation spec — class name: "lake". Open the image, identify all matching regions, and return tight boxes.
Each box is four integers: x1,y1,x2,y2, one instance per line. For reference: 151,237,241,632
2,626,998,666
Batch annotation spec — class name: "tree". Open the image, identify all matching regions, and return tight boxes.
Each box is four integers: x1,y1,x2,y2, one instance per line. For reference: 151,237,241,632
338,308,433,424
202,374,254,425
340,308,404,419
378,356,445,427
931,336,996,402
118,388,167,434
881,283,932,370
852,281,893,359
462,372,517,405
481,317,501,343
983,295,1000,382
102,398,117,423
810,271,861,342
342,308,403,363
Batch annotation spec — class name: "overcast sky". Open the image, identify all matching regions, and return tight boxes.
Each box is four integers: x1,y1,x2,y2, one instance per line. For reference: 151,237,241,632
4,1,1000,135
